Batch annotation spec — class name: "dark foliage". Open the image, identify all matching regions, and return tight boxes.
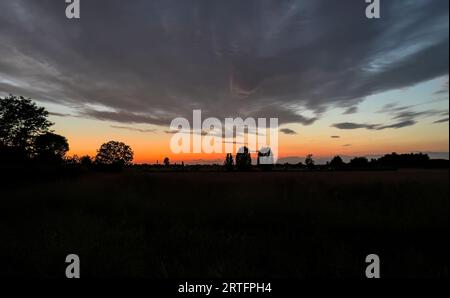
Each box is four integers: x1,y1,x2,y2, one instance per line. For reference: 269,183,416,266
224,153,234,171
163,157,170,167
236,146,251,171
305,154,315,169
375,152,430,168
329,155,345,169
350,156,370,168
0,95,52,153
80,155,93,167
34,132,69,164
95,141,134,170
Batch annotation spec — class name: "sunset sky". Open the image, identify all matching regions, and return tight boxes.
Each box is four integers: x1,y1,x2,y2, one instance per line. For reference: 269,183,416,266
0,0,448,164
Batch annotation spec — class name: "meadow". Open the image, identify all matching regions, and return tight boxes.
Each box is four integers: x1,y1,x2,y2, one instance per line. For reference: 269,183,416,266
0,169,448,278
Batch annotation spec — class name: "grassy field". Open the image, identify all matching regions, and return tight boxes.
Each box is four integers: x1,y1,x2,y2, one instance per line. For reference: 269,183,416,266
0,169,448,278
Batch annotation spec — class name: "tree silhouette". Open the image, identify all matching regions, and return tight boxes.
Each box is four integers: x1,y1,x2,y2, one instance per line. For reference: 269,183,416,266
236,146,251,171
80,155,93,167
224,153,234,171
350,157,369,168
34,132,69,163
305,154,315,169
376,152,430,168
329,155,345,169
64,155,80,165
95,141,133,167
0,94,52,154
163,157,170,167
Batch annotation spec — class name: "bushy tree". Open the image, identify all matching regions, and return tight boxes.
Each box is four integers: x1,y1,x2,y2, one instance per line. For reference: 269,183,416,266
95,141,133,167
376,152,430,168
0,94,53,153
64,155,80,165
305,154,315,169
80,155,93,167
34,132,69,163
236,146,251,171
329,155,345,169
163,157,170,167
350,157,369,168
224,153,234,171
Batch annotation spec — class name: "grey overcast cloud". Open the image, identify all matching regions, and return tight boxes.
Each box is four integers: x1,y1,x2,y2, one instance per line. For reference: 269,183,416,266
0,0,448,127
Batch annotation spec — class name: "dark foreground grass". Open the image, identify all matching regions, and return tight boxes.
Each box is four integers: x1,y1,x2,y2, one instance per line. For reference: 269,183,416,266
0,169,448,278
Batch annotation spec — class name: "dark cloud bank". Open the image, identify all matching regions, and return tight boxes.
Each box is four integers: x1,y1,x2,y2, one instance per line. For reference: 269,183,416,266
0,0,448,127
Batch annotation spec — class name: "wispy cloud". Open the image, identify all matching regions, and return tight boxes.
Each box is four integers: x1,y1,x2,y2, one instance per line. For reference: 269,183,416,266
279,128,297,135
364,103,448,130
332,122,379,130
49,112,77,118
332,120,417,130
376,120,417,130
433,118,449,123
110,125,156,133
164,129,209,136
377,103,412,114
393,109,445,120
434,79,449,95
343,106,358,115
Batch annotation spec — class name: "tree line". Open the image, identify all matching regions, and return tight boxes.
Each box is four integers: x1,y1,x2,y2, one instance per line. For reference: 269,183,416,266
220,149,444,171
0,95,133,170
1,94,447,172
